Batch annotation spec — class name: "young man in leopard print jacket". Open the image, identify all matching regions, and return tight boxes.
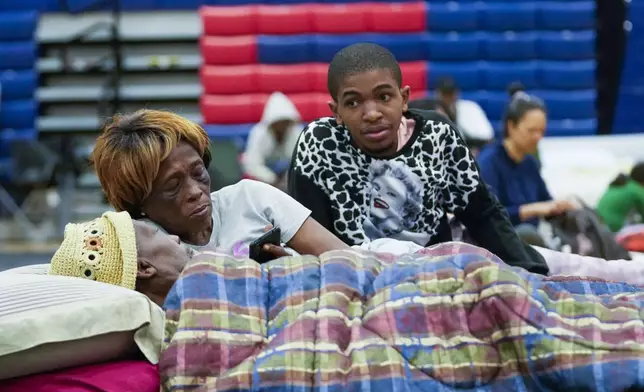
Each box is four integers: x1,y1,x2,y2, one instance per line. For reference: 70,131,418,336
288,43,548,275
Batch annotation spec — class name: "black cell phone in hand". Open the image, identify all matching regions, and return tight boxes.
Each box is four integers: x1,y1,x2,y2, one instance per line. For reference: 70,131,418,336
249,227,281,264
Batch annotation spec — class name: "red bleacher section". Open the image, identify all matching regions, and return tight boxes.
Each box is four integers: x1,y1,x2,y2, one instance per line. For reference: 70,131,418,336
200,62,427,123
199,3,428,126
201,63,427,95
201,3,426,36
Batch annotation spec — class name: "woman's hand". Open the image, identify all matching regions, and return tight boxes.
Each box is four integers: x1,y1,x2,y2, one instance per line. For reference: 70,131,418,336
521,200,577,220
520,201,561,219
262,243,291,258
262,224,291,258
286,217,349,256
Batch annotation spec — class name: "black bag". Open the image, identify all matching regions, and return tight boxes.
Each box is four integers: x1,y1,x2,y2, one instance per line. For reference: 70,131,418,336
547,203,631,260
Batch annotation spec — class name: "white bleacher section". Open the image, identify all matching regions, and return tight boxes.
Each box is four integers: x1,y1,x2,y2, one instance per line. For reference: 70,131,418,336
37,11,202,134
38,11,199,44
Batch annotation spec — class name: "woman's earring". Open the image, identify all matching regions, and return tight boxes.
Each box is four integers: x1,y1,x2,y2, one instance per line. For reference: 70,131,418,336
140,212,146,217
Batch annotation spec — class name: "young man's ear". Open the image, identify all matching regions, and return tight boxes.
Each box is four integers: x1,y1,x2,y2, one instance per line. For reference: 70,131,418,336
327,100,342,125
136,259,157,280
401,85,411,112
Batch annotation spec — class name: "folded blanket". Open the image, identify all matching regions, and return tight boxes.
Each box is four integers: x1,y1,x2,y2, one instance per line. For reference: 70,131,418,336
161,243,644,391
535,245,644,286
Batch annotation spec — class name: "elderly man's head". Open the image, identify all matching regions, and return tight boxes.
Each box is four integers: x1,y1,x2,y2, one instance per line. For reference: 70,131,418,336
49,211,193,306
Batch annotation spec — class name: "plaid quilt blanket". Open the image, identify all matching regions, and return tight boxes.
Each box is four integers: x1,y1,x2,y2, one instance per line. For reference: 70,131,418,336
160,242,644,391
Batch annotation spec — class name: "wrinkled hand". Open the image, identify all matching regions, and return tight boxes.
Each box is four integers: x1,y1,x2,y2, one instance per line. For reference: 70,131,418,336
262,224,290,258
533,199,576,217
262,243,290,258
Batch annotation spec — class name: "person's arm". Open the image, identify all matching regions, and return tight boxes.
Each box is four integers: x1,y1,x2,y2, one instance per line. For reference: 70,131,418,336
478,154,522,226
456,182,549,274
435,117,548,274
241,180,347,256
286,128,336,232
479,153,554,224
286,216,349,256
287,166,335,232
631,183,644,218
534,158,553,202
241,126,278,184
519,201,556,221
520,159,570,218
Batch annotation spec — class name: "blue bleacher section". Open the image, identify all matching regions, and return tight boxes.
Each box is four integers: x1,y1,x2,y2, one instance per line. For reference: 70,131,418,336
0,10,39,181
614,3,644,134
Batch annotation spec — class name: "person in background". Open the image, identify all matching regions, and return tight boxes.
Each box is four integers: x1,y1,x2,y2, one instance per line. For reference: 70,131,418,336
241,91,302,190
477,84,575,247
408,97,487,157
407,97,450,116
435,77,494,148
596,162,644,232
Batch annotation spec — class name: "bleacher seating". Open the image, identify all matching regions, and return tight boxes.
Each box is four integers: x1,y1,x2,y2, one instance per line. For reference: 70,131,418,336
0,0,201,11
0,10,39,182
614,2,644,134
1,0,599,147
200,2,597,141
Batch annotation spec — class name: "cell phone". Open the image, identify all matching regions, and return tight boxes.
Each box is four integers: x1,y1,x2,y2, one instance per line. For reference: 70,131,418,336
249,227,281,264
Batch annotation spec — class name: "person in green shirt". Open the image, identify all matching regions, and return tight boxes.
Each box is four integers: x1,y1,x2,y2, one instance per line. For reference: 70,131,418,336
596,162,644,232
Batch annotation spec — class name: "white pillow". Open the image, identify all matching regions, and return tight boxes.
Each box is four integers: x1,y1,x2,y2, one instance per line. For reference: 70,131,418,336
1,263,50,275
0,273,164,380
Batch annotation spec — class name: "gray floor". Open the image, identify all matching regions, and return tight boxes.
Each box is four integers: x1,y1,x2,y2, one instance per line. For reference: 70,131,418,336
0,253,52,272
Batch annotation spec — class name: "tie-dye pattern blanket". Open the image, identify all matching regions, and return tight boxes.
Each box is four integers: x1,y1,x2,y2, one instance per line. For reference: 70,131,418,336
160,242,644,391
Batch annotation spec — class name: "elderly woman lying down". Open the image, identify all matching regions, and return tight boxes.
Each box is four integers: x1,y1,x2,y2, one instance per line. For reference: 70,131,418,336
50,212,644,391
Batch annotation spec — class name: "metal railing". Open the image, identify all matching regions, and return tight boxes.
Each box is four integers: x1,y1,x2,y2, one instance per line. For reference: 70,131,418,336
56,0,123,118
51,0,123,235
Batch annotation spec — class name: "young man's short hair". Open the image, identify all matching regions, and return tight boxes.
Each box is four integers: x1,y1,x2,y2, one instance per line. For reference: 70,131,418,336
327,43,403,101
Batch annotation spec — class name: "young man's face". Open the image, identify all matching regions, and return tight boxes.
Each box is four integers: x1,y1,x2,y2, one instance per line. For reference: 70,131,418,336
329,69,409,157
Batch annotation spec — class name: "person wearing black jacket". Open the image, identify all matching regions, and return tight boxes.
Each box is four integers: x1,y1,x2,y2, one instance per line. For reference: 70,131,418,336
288,43,548,275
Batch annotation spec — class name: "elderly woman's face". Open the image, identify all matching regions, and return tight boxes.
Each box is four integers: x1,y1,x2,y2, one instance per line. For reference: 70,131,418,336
141,141,212,245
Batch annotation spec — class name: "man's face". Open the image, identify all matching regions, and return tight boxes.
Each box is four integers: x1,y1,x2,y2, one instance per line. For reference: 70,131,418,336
133,220,193,282
329,69,409,158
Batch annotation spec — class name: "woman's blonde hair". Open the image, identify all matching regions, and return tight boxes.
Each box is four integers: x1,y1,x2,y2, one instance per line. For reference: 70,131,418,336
90,109,211,215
